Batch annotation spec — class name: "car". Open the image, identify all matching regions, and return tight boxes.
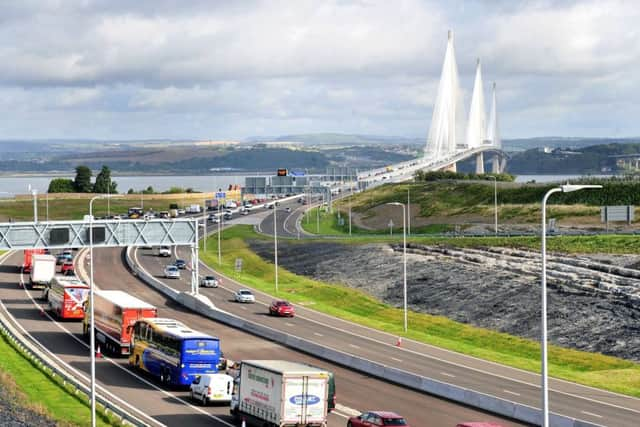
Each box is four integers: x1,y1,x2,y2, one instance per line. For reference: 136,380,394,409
178,209,186,215
158,246,171,257
269,300,295,317
60,261,75,276
241,209,249,216
190,373,234,405
223,212,232,220
234,289,255,303
347,411,409,427
267,204,274,209
175,259,187,269
164,265,180,279
200,275,220,288
285,207,291,212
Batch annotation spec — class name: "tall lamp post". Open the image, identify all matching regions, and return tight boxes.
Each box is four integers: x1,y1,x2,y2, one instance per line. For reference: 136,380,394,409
540,184,600,427
386,202,407,332
487,176,498,236
89,194,116,427
274,205,279,293
217,204,222,265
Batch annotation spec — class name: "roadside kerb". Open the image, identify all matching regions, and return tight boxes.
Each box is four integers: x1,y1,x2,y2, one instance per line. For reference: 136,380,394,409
0,252,150,427
124,247,602,427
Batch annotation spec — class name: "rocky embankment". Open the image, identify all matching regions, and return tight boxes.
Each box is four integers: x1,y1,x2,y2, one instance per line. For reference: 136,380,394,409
248,240,640,361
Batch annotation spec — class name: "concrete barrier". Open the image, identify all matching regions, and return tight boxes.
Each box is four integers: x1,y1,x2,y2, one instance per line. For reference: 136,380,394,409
124,246,603,427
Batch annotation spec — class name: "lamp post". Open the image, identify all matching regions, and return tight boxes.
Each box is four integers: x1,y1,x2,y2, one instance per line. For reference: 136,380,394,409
89,194,115,427
217,204,222,265
487,176,498,236
407,187,411,236
30,187,38,223
348,196,352,236
386,202,407,333
274,205,279,293
540,184,601,427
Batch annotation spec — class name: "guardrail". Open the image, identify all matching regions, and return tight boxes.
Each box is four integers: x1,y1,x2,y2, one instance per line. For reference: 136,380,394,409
124,247,601,427
0,253,149,427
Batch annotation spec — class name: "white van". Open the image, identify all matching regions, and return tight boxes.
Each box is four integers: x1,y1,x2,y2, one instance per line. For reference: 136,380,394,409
190,373,234,405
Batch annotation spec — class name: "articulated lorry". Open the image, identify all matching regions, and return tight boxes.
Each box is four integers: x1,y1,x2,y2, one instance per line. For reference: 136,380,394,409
29,254,56,288
22,249,45,273
230,360,329,427
83,290,157,356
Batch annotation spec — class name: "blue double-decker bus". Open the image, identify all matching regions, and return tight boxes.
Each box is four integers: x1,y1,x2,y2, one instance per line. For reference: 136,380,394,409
128,318,221,387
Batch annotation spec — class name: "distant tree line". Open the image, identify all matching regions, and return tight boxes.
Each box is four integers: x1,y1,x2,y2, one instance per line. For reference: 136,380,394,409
414,170,515,182
125,186,199,195
47,165,118,194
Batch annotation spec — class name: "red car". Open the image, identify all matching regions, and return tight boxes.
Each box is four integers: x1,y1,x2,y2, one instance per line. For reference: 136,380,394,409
348,411,409,427
60,261,75,276
269,300,295,317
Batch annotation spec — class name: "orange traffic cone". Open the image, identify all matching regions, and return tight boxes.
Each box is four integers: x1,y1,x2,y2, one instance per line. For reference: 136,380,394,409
96,345,103,358
395,337,402,347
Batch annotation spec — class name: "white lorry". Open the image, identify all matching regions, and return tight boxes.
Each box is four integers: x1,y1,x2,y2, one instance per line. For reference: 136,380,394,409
230,360,329,427
29,254,56,289
186,204,202,214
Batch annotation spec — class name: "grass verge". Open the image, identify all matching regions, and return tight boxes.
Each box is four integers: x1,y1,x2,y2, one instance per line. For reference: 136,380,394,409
0,330,124,426
202,225,640,397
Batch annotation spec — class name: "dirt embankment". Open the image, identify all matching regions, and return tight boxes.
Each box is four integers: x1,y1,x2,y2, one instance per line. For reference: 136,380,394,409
248,240,640,361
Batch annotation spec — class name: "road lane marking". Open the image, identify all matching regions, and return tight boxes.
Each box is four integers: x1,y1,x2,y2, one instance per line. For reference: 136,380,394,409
391,357,403,363
240,306,247,310
349,344,360,349
285,322,295,327
581,411,603,419
503,389,521,397
314,332,324,337
440,372,456,378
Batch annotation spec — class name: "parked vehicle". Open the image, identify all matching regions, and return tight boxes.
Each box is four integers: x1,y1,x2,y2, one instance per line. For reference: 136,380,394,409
158,246,171,257
269,300,295,317
230,360,329,427
44,275,89,320
83,290,157,356
29,254,56,288
190,373,234,405
23,249,45,273
60,261,75,276
164,265,180,279
234,289,255,303
175,259,187,269
200,275,220,288
129,318,222,386
347,411,409,427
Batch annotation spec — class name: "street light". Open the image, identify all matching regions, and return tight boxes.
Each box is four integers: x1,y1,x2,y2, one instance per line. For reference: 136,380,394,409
88,194,116,427
487,176,498,236
218,204,222,265
386,202,407,333
274,204,279,293
540,184,601,427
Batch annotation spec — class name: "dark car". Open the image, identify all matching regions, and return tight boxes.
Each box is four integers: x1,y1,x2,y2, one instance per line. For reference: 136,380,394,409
347,411,409,427
269,300,295,317
175,259,187,269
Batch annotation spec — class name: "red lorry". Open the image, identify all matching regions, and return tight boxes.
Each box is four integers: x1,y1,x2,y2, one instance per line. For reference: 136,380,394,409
22,249,46,273
83,290,157,356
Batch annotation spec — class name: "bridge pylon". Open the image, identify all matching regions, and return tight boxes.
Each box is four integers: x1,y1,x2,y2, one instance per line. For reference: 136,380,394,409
475,152,485,174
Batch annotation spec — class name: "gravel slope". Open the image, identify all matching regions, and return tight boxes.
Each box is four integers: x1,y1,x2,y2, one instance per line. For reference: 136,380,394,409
249,240,640,361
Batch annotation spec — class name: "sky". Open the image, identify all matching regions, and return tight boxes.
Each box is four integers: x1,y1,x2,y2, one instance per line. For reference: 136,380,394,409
0,0,639,141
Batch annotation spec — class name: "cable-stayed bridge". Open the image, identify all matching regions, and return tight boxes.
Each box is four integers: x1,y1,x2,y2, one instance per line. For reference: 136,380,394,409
357,31,505,189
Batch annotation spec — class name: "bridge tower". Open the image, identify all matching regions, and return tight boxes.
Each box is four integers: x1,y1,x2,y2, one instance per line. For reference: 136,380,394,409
466,59,487,174
424,31,467,166
486,82,503,173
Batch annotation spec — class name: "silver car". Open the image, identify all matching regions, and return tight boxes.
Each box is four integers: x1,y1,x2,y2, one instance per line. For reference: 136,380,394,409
234,289,255,303
200,275,220,288
164,265,180,279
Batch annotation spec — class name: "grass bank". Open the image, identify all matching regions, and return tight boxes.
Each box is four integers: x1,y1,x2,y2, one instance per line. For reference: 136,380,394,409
0,331,121,426
0,194,209,221
201,225,640,397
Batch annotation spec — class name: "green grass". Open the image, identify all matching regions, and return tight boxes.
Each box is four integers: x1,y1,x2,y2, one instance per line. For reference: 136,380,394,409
201,225,640,397
0,196,208,221
0,331,122,426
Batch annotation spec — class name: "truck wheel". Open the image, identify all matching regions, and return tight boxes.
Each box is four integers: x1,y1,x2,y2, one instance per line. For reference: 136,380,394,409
201,394,207,406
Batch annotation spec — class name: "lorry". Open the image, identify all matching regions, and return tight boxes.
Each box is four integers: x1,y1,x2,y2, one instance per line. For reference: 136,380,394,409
230,360,329,427
23,249,45,273
29,254,56,288
44,275,89,319
186,204,202,214
83,290,157,356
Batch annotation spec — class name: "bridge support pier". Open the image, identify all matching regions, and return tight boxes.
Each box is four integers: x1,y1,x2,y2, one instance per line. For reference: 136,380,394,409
443,162,457,173
491,154,502,174
475,153,485,174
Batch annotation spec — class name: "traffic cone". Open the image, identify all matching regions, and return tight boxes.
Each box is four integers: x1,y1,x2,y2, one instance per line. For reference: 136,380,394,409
395,337,402,347
96,345,103,358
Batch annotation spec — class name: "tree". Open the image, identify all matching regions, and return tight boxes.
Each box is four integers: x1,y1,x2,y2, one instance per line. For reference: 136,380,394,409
47,178,74,193
93,165,117,194
73,165,93,193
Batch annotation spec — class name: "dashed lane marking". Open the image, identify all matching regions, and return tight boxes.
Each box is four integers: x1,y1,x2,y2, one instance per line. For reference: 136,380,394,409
581,411,603,419
440,372,456,378
503,389,521,397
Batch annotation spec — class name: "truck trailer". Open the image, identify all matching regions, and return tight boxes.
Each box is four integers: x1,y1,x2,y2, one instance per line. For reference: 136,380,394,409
231,360,329,427
83,290,157,356
22,249,45,273
29,254,56,288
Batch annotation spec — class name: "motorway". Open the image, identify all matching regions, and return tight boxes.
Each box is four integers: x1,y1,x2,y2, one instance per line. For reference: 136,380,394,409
0,247,524,427
151,200,640,427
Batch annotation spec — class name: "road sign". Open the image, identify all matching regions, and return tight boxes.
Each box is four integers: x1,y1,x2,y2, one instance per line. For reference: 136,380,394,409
216,192,226,199
235,258,243,272
601,205,634,224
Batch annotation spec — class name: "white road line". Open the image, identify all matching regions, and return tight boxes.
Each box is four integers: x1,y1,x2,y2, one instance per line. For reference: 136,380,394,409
240,306,247,310
331,411,350,420
440,372,456,378
581,411,603,419
391,357,403,363
349,344,360,349
314,332,324,337
285,322,295,327
503,389,521,397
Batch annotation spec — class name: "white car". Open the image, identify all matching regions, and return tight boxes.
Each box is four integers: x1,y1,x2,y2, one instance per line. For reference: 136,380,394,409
200,275,220,288
158,246,171,257
164,265,180,279
234,289,255,303
190,373,234,405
